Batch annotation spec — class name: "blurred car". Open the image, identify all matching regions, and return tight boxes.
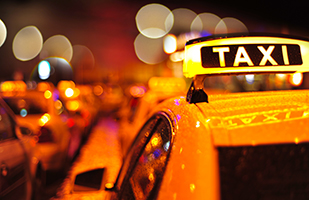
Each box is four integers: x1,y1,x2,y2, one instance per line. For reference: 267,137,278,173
0,81,72,180
57,81,100,140
0,93,37,200
54,34,309,200
119,77,186,155
99,83,125,113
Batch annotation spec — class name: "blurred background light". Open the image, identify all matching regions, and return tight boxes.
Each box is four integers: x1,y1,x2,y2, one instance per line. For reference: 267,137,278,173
0,19,7,47
191,13,222,36
289,73,303,86
215,17,248,35
134,33,167,65
163,34,177,54
169,51,184,62
170,8,197,36
65,87,74,98
38,60,51,80
135,3,174,39
245,74,255,84
12,25,43,61
32,57,73,84
40,35,73,62
71,45,95,70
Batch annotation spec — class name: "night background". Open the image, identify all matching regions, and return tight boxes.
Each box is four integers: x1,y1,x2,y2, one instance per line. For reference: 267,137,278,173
0,0,308,83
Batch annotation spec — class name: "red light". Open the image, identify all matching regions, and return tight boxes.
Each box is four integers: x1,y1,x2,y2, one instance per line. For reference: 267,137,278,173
67,118,75,128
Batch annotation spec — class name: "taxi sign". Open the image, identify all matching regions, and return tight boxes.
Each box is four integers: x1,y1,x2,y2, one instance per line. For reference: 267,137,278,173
183,34,309,78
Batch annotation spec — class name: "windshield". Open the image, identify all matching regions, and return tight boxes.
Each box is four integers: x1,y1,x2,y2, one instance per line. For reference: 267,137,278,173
203,73,306,93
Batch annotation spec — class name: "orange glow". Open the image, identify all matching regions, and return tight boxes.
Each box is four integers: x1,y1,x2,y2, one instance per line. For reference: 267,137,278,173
57,80,75,91
105,183,114,189
39,113,51,126
151,137,159,146
1,81,26,92
66,100,80,111
130,86,145,98
54,100,63,110
93,85,103,96
37,82,53,92
148,77,186,92
190,184,196,193
289,73,303,86
44,90,52,99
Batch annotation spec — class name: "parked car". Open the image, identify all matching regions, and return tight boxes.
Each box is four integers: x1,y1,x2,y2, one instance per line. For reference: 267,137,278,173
0,81,72,183
0,93,37,200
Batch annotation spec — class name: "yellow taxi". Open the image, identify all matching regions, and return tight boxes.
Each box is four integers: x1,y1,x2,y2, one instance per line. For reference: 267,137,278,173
0,81,71,181
55,34,309,200
119,77,186,155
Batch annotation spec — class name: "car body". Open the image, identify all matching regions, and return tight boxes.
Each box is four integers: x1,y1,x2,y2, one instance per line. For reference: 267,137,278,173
119,77,186,155
0,94,37,200
57,81,100,140
0,81,71,174
54,34,309,199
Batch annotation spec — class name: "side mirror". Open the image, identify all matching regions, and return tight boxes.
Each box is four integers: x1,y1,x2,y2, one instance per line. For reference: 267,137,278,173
74,168,105,192
20,126,33,136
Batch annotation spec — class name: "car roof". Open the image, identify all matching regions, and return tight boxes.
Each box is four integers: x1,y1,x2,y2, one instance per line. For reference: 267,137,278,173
155,89,309,147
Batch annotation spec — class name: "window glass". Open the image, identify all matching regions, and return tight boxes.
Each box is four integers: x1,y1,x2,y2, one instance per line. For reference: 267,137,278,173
119,113,172,200
3,95,48,115
0,107,15,141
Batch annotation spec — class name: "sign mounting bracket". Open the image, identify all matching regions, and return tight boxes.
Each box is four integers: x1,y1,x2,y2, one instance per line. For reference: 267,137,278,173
186,75,208,104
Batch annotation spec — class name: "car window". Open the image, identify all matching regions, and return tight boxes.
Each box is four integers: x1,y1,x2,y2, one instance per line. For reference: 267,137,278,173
0,106,15,141
119,113,173,200
3,96,48,115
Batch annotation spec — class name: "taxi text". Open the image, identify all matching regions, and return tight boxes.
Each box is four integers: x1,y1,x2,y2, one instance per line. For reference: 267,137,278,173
201,44,302,68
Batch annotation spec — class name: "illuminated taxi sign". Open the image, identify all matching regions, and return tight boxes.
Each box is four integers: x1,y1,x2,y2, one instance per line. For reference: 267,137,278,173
183,35,309,78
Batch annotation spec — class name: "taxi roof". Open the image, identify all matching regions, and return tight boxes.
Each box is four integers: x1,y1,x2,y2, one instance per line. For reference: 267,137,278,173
183,33,309,78
195,89,309,146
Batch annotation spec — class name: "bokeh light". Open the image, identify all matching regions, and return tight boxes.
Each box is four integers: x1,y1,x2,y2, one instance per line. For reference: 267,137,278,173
170,8,197,35
163,34,177,54
191,13,222,35
135,3,174,39
134,33,167,65
32,57,73,84
215,17,248,35
289,73,303,86
0,19,7,47
40,35,73,62
71,45,95,70
65,88,74,98
12,26,43,61
38,60,51,80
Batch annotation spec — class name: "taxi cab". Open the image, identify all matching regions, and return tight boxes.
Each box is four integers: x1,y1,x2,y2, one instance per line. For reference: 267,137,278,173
55,33,309,200
0,81,71,182
119,77,186,155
